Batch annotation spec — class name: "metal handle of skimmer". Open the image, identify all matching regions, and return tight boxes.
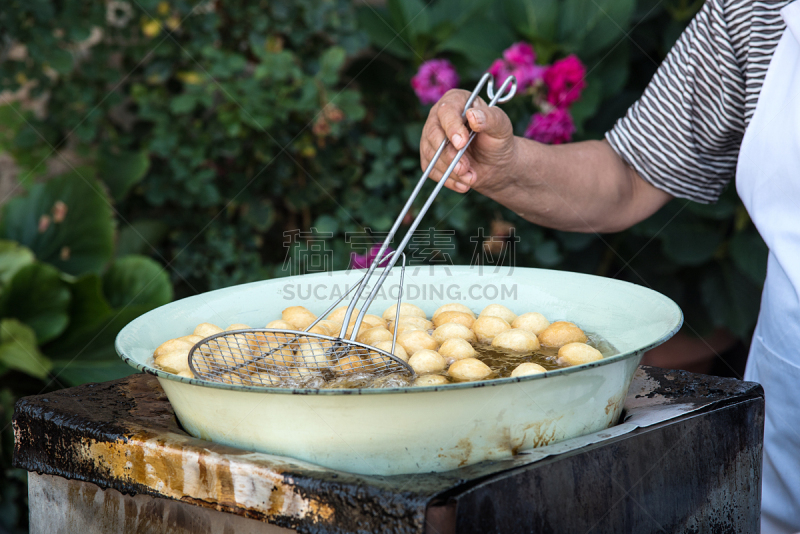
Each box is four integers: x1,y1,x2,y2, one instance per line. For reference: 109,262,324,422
338,73,518,340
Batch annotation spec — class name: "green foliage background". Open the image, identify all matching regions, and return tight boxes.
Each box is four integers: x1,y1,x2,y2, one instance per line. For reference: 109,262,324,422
0,0,765,530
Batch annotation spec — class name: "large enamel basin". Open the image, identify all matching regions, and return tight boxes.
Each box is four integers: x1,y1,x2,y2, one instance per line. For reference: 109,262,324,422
116,266,682,475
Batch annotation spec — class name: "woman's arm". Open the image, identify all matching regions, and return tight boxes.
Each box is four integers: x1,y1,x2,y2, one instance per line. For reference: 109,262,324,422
420,90,672,234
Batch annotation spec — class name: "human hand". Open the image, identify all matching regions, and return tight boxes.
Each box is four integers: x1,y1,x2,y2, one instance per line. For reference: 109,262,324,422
419,89,518,194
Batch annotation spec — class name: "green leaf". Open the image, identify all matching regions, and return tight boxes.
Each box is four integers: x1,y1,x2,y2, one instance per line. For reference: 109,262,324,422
318,46,346,84
660,224,724,266
0,171,114,276
356,6,414,59
436,19,515,68
116,220,169,257
102,255,172,309
98,149,151,201
1,263,70,344
502,0,559,42
560,0,635,57
313,215,339,235
0,319,51,379
0,240,35,287
729,230,768,286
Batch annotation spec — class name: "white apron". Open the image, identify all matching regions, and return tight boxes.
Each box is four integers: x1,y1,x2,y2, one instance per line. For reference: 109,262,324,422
736,1,800,531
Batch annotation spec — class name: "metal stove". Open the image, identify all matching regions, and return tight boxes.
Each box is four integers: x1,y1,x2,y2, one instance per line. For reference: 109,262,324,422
13,366,763,533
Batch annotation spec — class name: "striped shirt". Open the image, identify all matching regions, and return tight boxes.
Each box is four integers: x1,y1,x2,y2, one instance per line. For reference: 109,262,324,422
606,0,790,203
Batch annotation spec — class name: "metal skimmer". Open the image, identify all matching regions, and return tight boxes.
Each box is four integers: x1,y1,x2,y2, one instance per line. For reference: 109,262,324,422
188,73,517,387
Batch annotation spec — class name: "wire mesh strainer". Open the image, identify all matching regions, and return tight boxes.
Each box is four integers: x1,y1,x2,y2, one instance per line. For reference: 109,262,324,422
188,72,517,387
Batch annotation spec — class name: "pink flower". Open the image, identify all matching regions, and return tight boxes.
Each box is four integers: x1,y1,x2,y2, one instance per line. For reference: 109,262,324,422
411,59,459,105
489,42,545,91
503,42,535,67
350,245,394,270
524,109,575,145
544,55,587,108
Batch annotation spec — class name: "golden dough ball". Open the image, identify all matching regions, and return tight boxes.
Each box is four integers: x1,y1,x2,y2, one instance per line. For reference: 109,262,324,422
315,319,342,337
511,312,551,336
438,338,476,362
343,320,369,339
154,338,193,358
391,322,423,336
327,306,359,324
295,337,328,365
305,323,330,336
432,323,477,344
471,316,511,344
265,319,293,330
388,316,433,333
261,320,296,347
448,358,492,382
479,304,517,324
372,340,409,362
408,349,446,374
281,306,317,330
154,350,190,374
557,342,603,366
193,323,223,338
226,323,251,331
414,374,449,386
362,314,387,329
398,330,439,355
382,303,427,321
511,362,547,377
433,311,475,329
356,326,394,346
218,372,247,385
176,334,204,346
433,303,475,319
177,370,194,379
333,354,366,375
491,329,540,353
538,321,588,348
248,372,281,386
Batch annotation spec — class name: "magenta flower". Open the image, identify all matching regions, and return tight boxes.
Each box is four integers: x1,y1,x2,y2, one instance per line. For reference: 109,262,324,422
411,59,459,105
524,108,575,145
544,55,587,108
350,245,394,270
488,42,545,91
503,42,535,66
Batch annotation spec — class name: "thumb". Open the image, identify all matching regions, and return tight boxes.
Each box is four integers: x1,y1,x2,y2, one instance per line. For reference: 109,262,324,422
466,107,512,139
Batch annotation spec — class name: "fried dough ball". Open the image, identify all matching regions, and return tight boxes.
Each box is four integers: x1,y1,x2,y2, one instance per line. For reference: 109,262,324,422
388,316,433,333
432,323,477,344
328,306,359,324
154,350,191,374
433,303,475,319
491,329,540,353
398,330,439,355
414,374,449,386
511,313,551,336
262,320,296,346
479,304,517,324
471,316,511,344
538,321,588,348
362,314,387,329
333,354,366,375
315,319,342,337
438,338,476,362
382,303,427,320
226,323,251,331
392,322,423,336
248,372,282,386
557,342,603,366
282,306,317,330
432,311,475,329
305,323,330,336
448,358,492,382
154,338,194,358
372,340,409,362
193,323,223,338
295,337,328,365
408,349,446,374
218,372,247,385
177,370,194,379
356,326,394,346
511,362,547,377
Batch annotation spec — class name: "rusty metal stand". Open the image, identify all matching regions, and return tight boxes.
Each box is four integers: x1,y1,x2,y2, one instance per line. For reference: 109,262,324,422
13,367,763,533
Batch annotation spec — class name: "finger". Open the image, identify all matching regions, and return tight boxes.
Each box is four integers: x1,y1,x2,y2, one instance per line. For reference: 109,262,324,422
429,166,470,193
437,90,470,150
433,143,471,183
466,106,512,139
